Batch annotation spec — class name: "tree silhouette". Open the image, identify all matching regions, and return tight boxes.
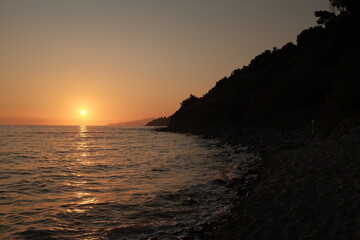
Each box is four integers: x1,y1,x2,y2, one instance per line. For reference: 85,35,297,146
315,10,336,25
296,26,324,46
180,94,199,108
315,0,360,26
329,0,360,15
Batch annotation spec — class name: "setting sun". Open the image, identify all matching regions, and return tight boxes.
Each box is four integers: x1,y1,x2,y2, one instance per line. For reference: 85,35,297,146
80,110,87,116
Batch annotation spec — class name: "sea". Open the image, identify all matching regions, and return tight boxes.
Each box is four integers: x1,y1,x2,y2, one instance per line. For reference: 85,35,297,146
0,125,260,240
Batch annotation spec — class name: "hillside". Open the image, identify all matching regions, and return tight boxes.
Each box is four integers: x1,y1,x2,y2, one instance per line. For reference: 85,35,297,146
168,8,360,137
166,3,360,239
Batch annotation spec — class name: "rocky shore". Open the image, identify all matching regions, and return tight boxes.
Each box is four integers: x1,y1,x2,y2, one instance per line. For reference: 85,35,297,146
162,4,360,238
213,126,360,240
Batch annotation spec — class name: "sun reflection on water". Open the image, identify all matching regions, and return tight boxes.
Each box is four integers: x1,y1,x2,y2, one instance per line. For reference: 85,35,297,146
66,125,99,214
77,125,91,165
0,125,241,239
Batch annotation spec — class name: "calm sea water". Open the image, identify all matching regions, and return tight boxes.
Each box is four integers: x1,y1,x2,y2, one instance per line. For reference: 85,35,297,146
0,125,258,240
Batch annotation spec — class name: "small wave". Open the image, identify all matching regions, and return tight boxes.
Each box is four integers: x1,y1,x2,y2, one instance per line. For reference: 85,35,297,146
151,168,168,172
0,126,262,240
17,155,36,159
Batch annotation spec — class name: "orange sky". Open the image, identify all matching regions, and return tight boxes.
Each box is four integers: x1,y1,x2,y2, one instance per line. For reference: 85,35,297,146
0,0,329,125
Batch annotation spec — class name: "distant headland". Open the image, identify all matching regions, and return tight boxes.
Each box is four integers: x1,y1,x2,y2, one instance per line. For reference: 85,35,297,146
107,118,155,127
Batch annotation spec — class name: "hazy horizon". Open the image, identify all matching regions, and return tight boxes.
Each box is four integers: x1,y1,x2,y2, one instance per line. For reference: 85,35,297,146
0,0,329,125
0,117,157,126
0,116,156,126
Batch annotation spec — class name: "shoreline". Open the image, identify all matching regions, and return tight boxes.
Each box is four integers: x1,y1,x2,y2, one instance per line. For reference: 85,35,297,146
213,127,360,240
161,126,360,239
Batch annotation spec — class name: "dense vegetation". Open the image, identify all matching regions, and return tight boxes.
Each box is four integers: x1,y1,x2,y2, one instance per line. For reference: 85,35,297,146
168,0,360,137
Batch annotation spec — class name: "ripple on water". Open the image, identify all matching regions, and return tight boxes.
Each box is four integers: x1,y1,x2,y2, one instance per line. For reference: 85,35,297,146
0,126,260,240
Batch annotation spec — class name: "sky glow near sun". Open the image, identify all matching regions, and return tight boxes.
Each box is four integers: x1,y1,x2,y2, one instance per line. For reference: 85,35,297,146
0,0,330,126
80,110,87,116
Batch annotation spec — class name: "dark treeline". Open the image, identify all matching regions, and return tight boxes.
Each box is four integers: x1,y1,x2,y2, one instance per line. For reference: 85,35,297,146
168,0,360,137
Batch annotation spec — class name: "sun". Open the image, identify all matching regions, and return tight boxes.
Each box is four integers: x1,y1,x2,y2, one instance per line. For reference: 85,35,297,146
80,109,87,116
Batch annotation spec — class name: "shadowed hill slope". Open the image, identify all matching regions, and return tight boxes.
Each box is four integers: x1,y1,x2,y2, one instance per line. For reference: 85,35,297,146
168,16,360,136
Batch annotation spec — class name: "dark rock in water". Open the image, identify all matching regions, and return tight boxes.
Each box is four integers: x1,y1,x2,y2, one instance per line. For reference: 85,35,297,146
211,179,225,185
225,177,242,188
183,196,198,206
147,237,159,240
186,197,197,204
236,187,249,197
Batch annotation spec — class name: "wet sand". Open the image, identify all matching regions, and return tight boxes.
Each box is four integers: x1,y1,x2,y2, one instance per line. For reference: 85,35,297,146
216,128,360,240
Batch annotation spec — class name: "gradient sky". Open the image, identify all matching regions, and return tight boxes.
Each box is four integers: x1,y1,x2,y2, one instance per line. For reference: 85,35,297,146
0,0,329,125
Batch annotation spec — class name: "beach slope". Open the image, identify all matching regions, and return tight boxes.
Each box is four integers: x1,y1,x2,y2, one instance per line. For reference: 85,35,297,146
216,131,360,239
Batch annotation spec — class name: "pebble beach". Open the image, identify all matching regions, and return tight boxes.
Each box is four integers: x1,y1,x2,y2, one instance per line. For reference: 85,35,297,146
215,127,360,240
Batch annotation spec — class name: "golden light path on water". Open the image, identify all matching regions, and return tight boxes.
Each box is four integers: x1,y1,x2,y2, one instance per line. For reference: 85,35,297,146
0,125,260,239
67,125,99,214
